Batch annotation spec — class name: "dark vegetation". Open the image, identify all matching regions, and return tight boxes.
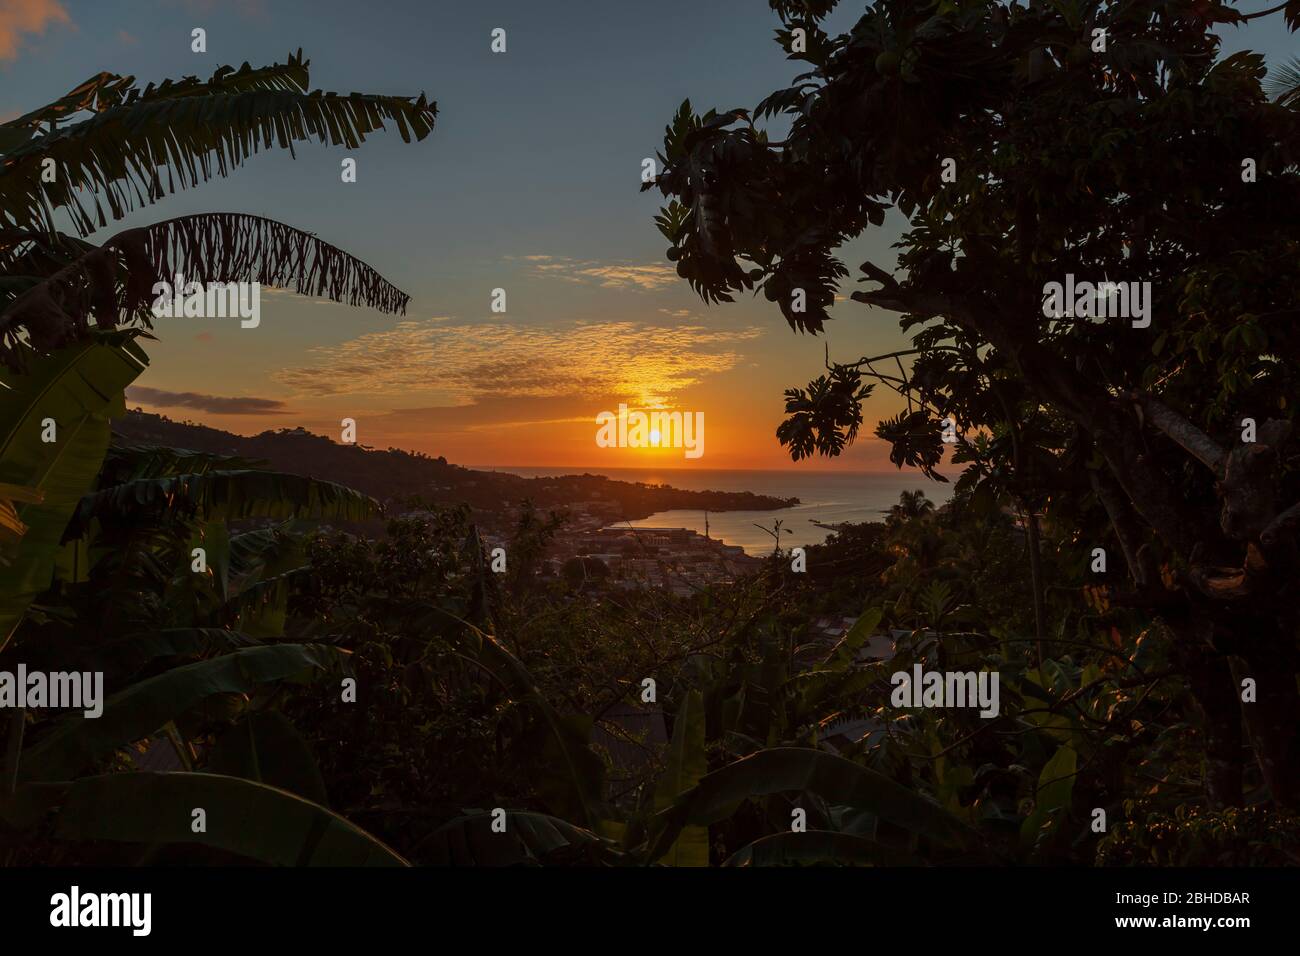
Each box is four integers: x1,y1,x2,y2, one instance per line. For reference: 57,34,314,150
646,0,1300,826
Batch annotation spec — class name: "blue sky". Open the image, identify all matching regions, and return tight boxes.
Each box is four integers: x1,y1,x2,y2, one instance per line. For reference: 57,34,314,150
0,1,1292,469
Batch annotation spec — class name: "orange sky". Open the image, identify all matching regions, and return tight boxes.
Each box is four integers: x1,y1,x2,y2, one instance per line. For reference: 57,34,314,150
126,289,923,472
5,0,923,472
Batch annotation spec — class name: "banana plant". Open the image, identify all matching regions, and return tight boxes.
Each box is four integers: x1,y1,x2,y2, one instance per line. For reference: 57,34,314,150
1,48,433,633
0,51,438,866
412,612,987,866
0,332,148,649
1,456,392,865
3,771,408,866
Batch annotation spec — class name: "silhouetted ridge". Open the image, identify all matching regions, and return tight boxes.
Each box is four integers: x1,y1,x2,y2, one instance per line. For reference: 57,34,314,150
112,409,798,520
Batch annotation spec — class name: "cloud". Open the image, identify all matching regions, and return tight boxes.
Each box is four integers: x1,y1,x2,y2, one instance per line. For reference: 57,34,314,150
127,386,290,416
261,286,343,307
117,29,138,46
526,257,678,292
274,318,763,407
0,0,70,60
364,394,598,436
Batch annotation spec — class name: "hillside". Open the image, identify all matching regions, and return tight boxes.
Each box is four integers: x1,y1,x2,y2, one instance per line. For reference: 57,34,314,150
112,409,799,522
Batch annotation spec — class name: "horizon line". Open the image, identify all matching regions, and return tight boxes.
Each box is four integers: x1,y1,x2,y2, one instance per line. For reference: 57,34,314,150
469,463,957,477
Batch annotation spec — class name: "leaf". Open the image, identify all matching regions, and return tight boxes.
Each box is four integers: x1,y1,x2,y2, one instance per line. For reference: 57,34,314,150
788,659,894,713
416,605,606,828
2,213,421,366
821,606,884,669
0,332,148,649
533,713,604,825
42,772,406,865
1,72,137,135
84,627,260,682
192,520,230,603
228,525,303,580
651,688,708,866
648,748,980,861
1019,669,1077,743
220,526,309,637
100,443,268,482
207,711,329,805
1,51,436,237
723,830,922,866
19,643,347,782
0,480,42,546
226,571,296,638
874,409,948,481
419,811,623,866
65,468,380,538
1020,743,1078,847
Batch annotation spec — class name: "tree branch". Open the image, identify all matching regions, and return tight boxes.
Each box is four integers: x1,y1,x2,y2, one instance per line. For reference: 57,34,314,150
1088,465,1149,586
850,279,1208,559
1127,391,1226,474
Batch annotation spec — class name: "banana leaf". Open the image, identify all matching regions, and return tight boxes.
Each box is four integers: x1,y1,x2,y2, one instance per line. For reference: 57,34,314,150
31,771,406,866
19,643,346,782
648,747,981,862
650,688,708,866
0,332,148,649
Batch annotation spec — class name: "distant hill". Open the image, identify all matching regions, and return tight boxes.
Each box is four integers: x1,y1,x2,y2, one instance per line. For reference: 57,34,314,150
112,410,799,523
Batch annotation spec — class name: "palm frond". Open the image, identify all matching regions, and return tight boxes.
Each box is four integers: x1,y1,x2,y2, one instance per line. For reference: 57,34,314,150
0,54,309,150
0,229,96,295
0,50,436,235
0,73,136,155
1265,55,1300,106
0,212,412,366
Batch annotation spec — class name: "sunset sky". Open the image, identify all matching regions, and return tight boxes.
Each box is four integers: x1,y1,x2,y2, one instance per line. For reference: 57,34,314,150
1,0,1287,470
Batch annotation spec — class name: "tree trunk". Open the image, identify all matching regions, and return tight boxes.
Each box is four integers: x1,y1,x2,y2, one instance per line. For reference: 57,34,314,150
1023,507,1047,669
1177,638,1243,808
1230,646,1300,809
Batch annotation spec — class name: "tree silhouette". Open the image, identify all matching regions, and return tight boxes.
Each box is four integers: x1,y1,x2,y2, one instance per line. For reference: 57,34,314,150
648,0,1300,809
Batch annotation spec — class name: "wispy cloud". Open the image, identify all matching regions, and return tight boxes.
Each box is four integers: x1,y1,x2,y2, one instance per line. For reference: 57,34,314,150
274,318,763,407
127,386,290,416
365,394,599,435
0,0,70,60
525,257,678,292
261,286,344,307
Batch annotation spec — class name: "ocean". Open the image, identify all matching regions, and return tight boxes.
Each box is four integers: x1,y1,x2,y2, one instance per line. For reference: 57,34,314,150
485,467,956,556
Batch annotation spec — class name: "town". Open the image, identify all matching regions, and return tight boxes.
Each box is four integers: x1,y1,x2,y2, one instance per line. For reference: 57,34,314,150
539,523,761,595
